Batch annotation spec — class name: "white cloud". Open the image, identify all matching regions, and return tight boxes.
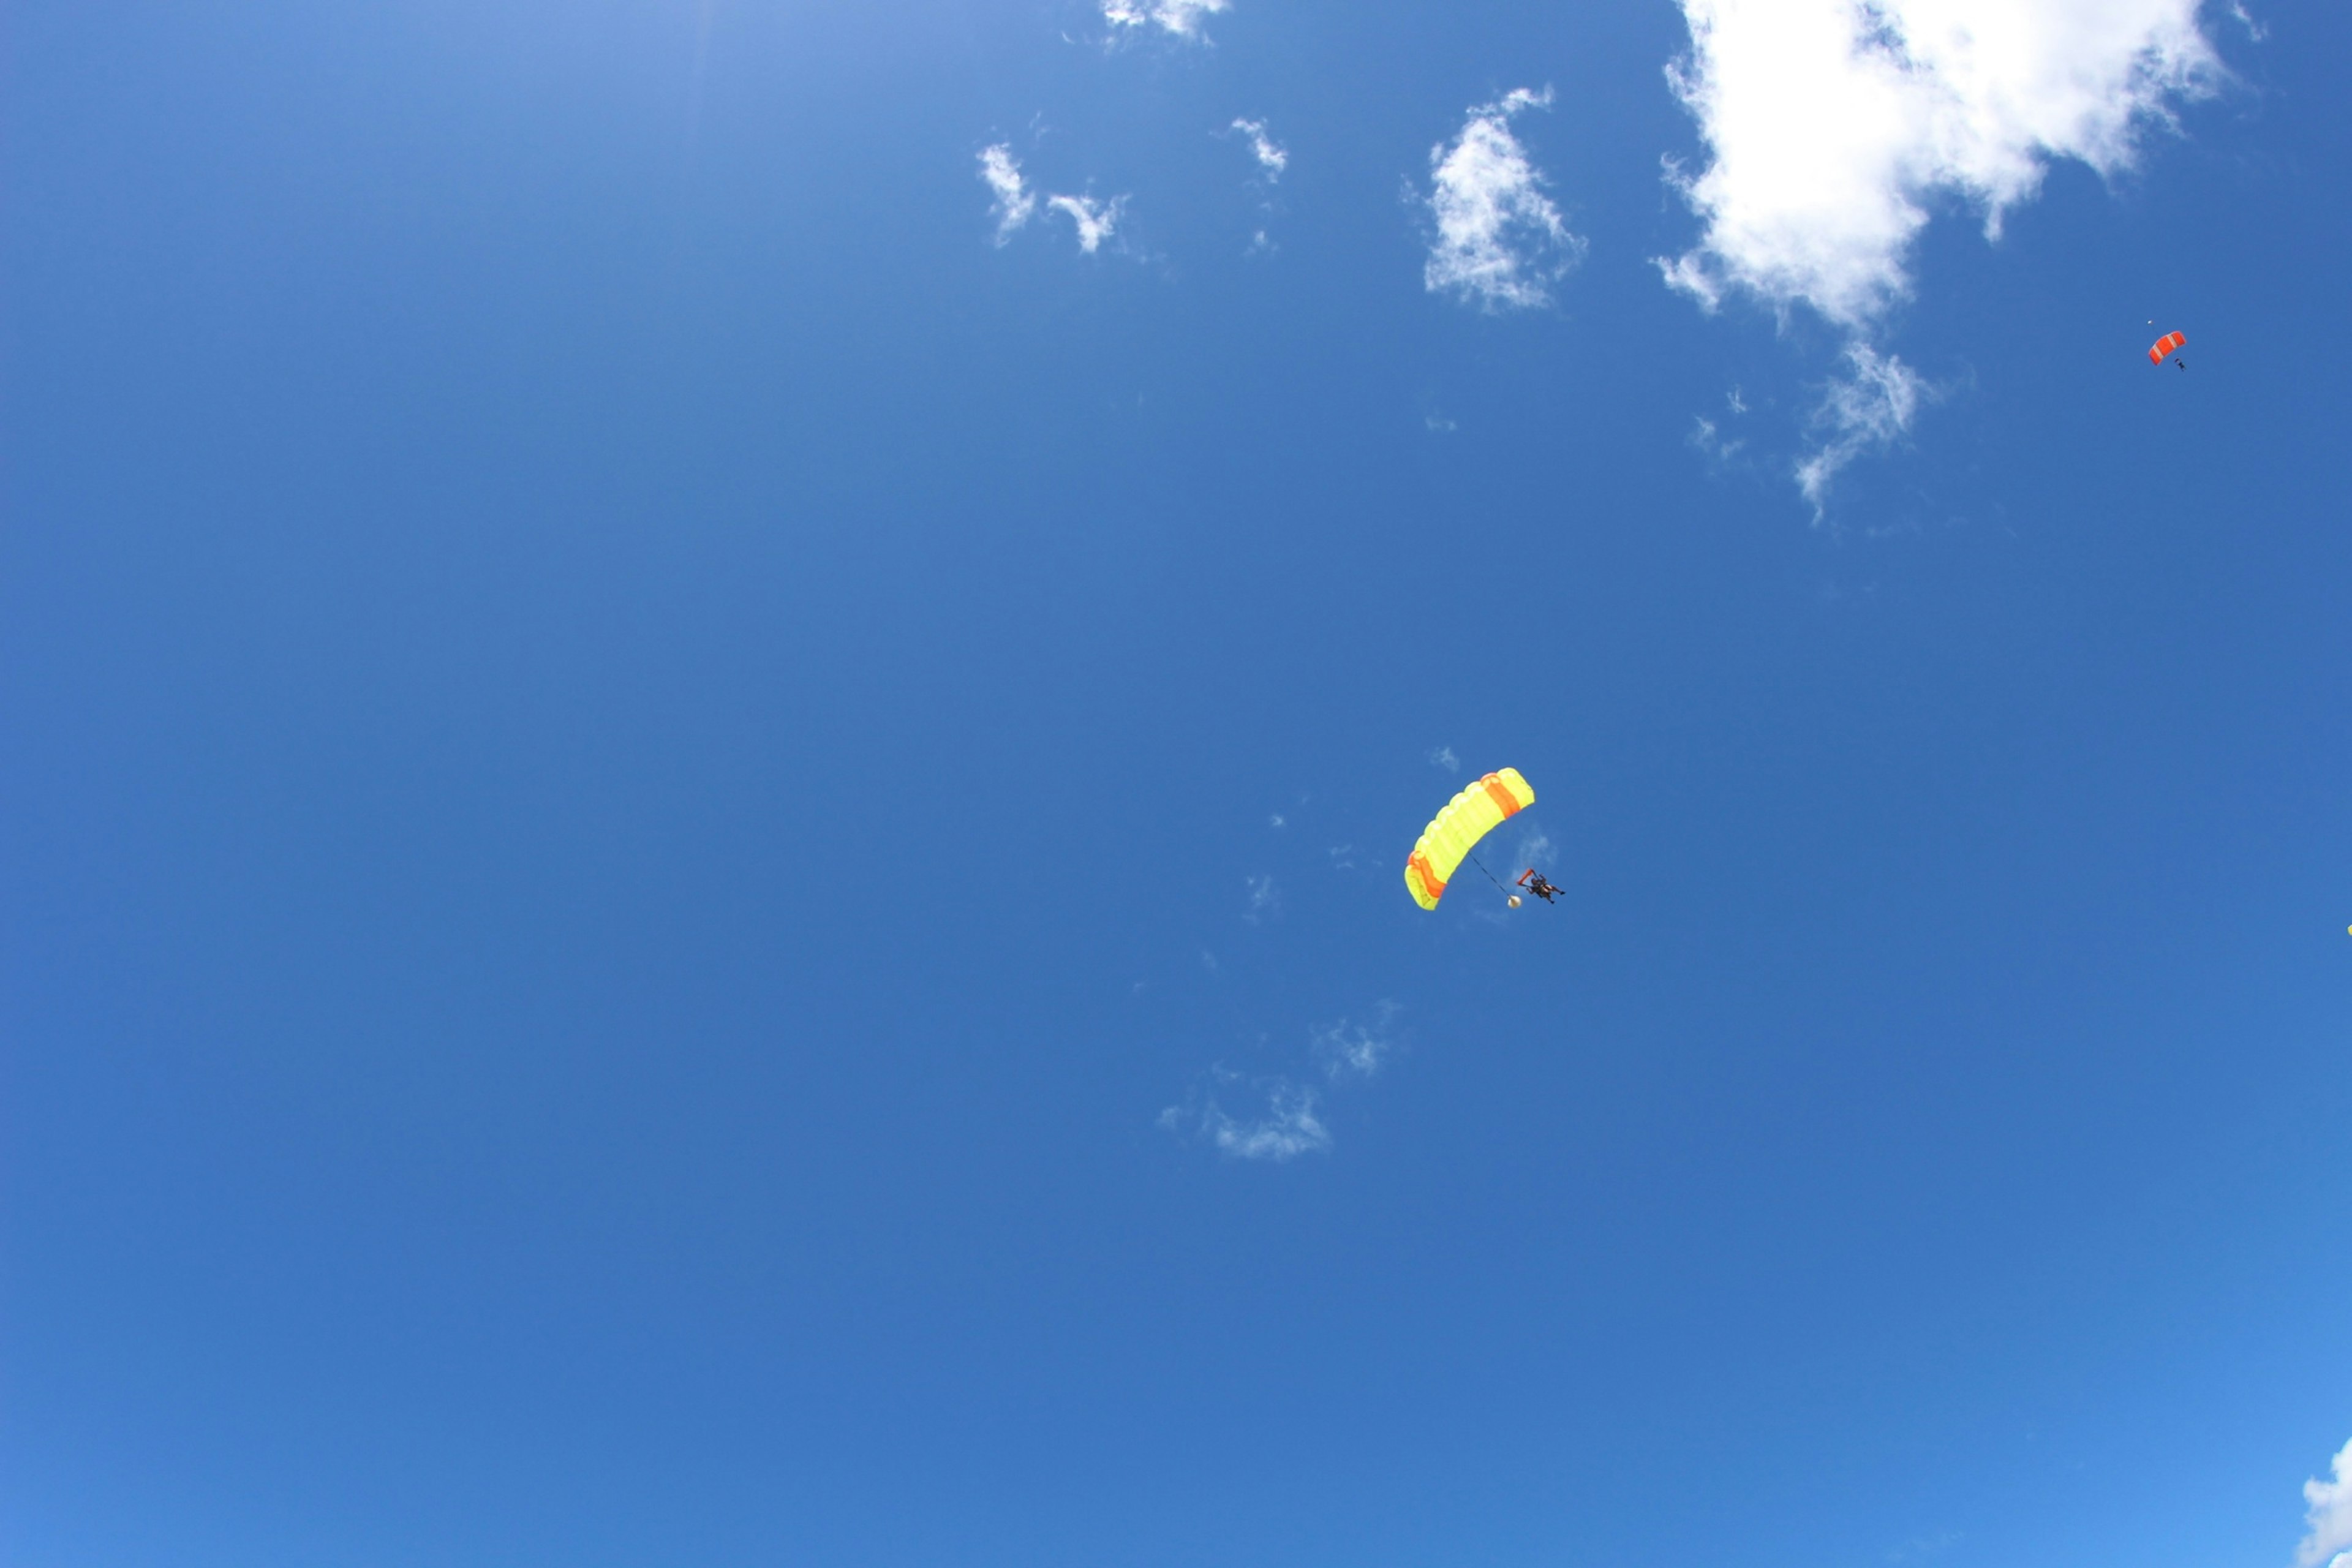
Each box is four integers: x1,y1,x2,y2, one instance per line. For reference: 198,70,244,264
1422,88,1585,311
2228,1,2266,42
978,144,1036,243
1659,0,2215,498
979,143,1129,255
2301,1440,2352,1568
1313,1002,1400,1080
1047,192,1125,253
1232,117,1288,178
1663,0,2215,328
1430,745,1460,772
1796,341,1931,514
1163,1079,1331,1160
1104,0,1227,40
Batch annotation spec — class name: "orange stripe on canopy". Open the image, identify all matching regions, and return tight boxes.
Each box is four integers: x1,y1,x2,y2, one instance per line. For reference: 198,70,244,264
1480,773,1524,818
1408,852,1446,903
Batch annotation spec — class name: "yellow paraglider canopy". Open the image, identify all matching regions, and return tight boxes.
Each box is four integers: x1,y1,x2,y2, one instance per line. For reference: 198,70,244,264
1404,767,1535,910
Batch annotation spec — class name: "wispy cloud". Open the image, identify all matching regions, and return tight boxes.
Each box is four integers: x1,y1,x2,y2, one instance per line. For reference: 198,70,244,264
1690,413,1746,464
1047,192,1126,253
1161,1079,1331,1161
1231,117,1288,178
1796,341,1931,515
979,143,1129,254
2301,1439,2352,1568
1886,1531,1962,1564
978,144,1036,243
1422,88,1585,311
1104,0,1227,40
2228,1,2267,40
1429,745,1460,772
1659,0,2216,500
1243,874,1278,922
1313,1001,1401,1080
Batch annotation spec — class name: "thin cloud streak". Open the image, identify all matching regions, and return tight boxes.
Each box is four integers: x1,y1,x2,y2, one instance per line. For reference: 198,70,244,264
1796,342,1931,514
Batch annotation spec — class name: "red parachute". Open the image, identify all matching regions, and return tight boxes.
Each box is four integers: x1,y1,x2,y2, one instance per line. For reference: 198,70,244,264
2149,330,2187,368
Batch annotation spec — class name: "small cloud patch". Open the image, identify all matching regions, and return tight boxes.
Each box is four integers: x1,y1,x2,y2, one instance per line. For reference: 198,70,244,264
1313,1002,1401,1080
1104,0,1227,40
978,143,1129,254
1161,1079,1331,1161
1421,87,1585,311
1231,117,1288,178
1243,874,1279,922
978,145,1036,243
1047,192,1125,253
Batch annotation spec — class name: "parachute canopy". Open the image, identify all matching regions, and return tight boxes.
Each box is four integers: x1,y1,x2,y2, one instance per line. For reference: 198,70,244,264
1404,767,1535,910
2149,330,2186,366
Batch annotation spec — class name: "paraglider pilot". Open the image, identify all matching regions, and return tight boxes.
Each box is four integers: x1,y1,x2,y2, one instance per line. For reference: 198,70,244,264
1516,869,1562,903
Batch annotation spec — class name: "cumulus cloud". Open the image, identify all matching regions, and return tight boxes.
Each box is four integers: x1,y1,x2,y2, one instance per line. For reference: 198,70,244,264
2301,1439,2352,1568
1161,1079,1331,1161
1047,192,1125,252
1422,88,1585,311
1313,1002,1401,1080
1232,117,1288,178
1659,0,2216,498
978,144,1036,243
1104,0,1227,40
1662,0,2216,326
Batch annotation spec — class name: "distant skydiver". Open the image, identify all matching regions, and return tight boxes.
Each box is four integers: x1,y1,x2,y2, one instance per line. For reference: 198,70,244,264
1516,869,1562,903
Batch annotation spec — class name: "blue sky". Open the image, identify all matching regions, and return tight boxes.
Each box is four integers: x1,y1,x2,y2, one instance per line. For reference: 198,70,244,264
5,1,2350,1563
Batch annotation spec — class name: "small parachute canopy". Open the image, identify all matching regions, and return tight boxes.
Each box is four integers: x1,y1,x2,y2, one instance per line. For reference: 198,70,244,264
1404,767,1535,910
2149,330,2186,366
